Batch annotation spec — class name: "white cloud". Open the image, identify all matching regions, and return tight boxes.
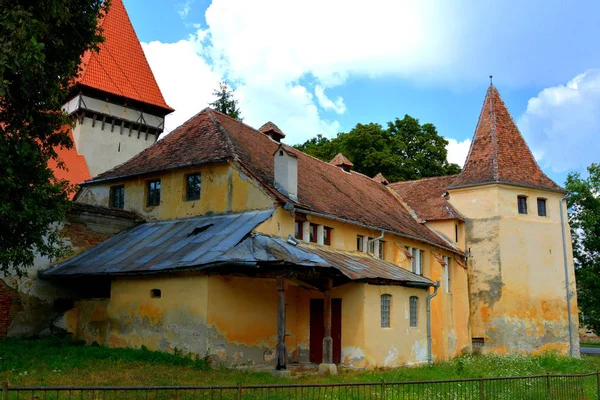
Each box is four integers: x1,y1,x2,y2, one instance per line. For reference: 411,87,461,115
445,138,471,167
142,38,221,133
314,85,346,115
518,70,600,172
177,0,195,19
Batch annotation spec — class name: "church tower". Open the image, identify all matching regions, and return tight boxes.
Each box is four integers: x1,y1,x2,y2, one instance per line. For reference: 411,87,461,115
447,84,579,355
62,0,173,177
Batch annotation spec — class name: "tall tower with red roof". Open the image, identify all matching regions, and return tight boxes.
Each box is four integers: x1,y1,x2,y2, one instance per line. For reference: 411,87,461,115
446,84,578,355
62,0,173,178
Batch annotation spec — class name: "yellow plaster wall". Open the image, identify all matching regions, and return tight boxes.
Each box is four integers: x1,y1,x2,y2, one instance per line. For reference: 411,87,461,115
448,184,579,354
76,163,275,219
427,220,465,251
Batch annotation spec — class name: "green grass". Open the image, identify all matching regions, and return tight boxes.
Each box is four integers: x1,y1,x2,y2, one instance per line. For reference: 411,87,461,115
581,342,600,348
1,337,599,388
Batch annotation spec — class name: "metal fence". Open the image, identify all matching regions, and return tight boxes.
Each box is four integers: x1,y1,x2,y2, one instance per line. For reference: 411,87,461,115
3,372,600,400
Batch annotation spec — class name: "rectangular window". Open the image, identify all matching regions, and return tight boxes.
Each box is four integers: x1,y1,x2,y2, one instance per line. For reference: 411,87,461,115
324,227,332,246
357,235,364,252
378,241,386,259
368,237,375,254
443,256,451,293
381,294,391,328
309,223,318,243
455,224,459,243
409,296,418,327
537,198,547,217
294,221,302,240
110,185,125,209
147,179,161,206
411,248,423,275
518,196,528,214
186,173,201,201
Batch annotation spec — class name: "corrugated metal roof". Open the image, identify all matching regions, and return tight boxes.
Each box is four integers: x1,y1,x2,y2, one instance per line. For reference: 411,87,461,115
41,210,433,287
41,210,275,277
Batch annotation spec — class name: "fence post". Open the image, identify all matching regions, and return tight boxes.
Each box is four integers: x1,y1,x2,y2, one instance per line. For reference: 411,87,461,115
2,382,7,400
237,382,242,400
479,376,485,400
546,373,551,397
380,378,386,400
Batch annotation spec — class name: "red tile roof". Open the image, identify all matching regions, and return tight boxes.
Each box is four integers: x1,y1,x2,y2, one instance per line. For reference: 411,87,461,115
373,173,389,185
330,153,354,168
76,0,173,113
259,121,285,138
48,128,91,199
91,109,459,253
449,85,563,192
389,175,463,222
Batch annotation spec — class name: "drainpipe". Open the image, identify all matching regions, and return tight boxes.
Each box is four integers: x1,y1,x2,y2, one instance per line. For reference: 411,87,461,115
427,281,440,365
367,231,384,255
559,196,574,357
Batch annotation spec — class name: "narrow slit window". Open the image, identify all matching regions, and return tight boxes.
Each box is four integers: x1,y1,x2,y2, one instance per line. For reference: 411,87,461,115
110,185,125,209
443,256,451,293
147,179,161,206
409,296,418,327
150,289,162,298
186,173,201,201
518,196,528,214
381,294,391,328
537,198,547,217
455,224,459,243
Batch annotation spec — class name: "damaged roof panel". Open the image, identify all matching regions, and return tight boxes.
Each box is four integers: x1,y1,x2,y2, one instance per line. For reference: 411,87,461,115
41,210,431,287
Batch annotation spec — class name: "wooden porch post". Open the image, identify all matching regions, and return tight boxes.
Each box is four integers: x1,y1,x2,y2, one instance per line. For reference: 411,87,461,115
322,279,333,364
276,277,287,370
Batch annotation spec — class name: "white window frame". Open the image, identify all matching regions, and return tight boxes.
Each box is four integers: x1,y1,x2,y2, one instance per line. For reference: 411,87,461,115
410,248,422,275
443,256,451,293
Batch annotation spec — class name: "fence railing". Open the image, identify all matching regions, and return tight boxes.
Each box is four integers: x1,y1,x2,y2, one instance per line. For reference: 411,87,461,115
3,372,600,400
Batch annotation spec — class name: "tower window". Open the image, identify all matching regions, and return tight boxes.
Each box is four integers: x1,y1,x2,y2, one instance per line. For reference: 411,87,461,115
381,294,391,328
147,179,161,206
537,198,547,217
517,196,528,214
409,296,418,327
186,173,201,201
110,185,125,209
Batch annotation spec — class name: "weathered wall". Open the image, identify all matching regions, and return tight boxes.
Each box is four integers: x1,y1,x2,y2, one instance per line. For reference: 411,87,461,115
427,220,465,251
449,184,579,355
72,113,158,178
77,163,275,220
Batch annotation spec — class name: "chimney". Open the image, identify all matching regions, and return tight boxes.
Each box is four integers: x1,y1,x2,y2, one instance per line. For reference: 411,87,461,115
259,121,286,142
273,144,298,201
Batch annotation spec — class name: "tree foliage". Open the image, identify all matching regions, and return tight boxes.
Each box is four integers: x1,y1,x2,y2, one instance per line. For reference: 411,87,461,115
566,163,600,333
0,0,106,274
294,115,461,182
209,81,242,121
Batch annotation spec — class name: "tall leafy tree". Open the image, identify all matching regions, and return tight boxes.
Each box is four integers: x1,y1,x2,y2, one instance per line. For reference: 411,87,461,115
294,115,461,182
0,0,106,275
210,81,243,121
566,163,600,333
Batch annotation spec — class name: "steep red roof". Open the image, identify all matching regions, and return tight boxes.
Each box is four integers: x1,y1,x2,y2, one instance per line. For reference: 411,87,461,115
449,85,563,192
91,109,459,253
373,173,389,185
389,175,463,221
330,153,354,168
76,0,173,113
48,129,91,199
259,121,285,139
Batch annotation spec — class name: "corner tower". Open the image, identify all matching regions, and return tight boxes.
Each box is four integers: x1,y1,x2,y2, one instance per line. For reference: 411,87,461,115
447,84,578,355
62,0,173,177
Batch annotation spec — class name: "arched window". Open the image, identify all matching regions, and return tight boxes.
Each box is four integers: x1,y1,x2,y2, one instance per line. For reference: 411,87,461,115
409,296,418,327
381,294,392,328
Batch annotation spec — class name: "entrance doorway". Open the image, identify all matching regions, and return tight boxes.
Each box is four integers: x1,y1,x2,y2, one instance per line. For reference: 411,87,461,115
309,298,342,364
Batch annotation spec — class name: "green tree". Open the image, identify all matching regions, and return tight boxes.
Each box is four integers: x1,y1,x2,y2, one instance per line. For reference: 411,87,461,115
294,115,461,182
0,0,106,274
566,163,600,333
210,81,242,121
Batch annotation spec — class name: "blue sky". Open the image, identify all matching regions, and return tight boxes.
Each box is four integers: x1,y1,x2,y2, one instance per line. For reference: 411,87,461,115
126,0,600,186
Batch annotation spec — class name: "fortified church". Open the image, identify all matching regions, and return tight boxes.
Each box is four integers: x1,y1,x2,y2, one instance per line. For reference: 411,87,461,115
0,0,578,370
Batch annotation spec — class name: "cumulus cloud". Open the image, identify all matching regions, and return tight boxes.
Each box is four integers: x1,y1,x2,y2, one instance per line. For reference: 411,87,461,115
518,70,600,172
446,138,471,168
177,0,195,19
314,85,346,115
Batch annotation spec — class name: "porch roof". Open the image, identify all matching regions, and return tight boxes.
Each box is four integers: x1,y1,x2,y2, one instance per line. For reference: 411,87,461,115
41,210,433,287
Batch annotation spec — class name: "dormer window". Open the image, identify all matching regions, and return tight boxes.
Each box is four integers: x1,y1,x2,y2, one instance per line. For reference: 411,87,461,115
517,196,528,214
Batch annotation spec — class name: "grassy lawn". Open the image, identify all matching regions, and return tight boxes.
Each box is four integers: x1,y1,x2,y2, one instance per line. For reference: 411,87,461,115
581,342,600,348
0,337,599,388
